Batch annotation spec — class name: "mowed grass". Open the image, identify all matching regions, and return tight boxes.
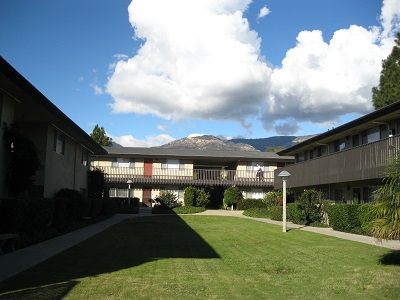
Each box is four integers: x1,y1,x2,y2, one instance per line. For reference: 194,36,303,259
0,215,399,300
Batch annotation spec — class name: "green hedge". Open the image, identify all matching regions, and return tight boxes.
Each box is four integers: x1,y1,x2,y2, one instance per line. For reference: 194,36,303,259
0,198,55,233
327,204,374,235
173,206,206,214
287,203,307,225
237,199,267,210
243,207,270,218
270,206,283,221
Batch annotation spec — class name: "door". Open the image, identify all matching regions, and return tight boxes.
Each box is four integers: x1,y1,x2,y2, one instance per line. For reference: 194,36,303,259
144,159,153,178
142,186,152,207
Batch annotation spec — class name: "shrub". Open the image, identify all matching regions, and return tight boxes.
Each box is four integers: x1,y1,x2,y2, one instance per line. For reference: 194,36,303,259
270,206,283,221
88,168,105,199
357,204,374,235
237,199,266,210
196,188,210,207
327,204,375,235
154,191,180,208
184,186,197,206
22,198,55,232
243,208,270,218
173,206,206,214
296,189,324,224
327,204,360,233
89,198,103,217
0,198,25,233
223,186,243,209
54,189,85,222
287,203,307,225
262,190,281,207
52,196,69,232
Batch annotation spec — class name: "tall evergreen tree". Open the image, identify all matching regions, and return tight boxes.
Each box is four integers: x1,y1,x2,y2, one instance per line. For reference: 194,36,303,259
372,32,400,110
90,124,113,146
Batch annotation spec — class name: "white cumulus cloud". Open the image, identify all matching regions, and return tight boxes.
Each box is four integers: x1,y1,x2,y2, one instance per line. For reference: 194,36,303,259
106,0,400,137
107,0,271,124
112,133,175,147
263,0,399,134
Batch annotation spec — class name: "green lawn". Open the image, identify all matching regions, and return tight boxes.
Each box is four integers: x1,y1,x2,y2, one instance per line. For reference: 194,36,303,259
0,215,399,299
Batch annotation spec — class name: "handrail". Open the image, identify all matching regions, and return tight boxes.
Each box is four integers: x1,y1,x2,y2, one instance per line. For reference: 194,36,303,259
94,166,275,186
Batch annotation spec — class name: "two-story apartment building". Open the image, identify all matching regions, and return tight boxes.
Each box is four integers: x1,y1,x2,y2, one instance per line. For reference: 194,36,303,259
92,147,294,206
274,101,400,204
0,56,107,198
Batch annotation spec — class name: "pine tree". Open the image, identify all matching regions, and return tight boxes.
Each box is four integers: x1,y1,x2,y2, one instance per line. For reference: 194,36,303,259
90,124,113,146
372,32,400,110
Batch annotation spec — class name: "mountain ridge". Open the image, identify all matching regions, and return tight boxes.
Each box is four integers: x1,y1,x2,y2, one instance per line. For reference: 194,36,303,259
152,134,317,152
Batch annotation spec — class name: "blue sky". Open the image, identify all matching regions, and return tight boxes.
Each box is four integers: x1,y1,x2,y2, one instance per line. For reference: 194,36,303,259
1,0,399,147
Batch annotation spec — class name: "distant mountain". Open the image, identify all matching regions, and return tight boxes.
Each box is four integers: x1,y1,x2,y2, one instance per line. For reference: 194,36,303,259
230,136,298,152
155,135,259,151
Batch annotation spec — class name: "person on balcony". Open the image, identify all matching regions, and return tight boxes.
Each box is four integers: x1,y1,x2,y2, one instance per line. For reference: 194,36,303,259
256,164,264,181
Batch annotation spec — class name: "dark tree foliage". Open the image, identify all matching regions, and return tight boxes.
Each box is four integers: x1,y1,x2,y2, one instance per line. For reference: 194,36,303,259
90,124,113,146
3,125,41,197
372,32,400,110
88,167,105,199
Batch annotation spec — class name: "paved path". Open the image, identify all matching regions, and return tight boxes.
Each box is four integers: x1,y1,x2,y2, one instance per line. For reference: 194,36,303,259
0,207,399,283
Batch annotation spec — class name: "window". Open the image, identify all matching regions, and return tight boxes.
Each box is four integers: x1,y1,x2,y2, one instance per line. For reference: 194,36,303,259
109,187,129,197
361,127,380,144
53,129,65,155
81,147,88,166
161,159,184,170
352,134,360,147
334,189,345,204
317,145,328,157
334,139,346,152
112,157,134,168
247,189,264,199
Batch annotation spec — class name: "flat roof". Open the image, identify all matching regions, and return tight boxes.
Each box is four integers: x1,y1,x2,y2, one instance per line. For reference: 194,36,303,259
101,146,294,162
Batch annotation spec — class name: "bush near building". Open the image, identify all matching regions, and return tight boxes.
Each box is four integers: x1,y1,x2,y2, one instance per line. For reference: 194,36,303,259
0,189,115,252
327,204,374,235
236,199,267,210
223,186,243,209
183,186,211,208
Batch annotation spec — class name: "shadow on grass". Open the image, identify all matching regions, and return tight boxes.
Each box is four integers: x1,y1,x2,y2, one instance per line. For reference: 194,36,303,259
379,250,400,266
0,213,219,297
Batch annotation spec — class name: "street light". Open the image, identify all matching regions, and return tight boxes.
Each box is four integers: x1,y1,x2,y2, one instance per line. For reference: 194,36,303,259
278,170,291,233
127,180,133,205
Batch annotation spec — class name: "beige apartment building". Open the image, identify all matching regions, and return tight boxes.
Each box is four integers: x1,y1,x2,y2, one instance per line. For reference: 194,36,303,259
92,147,294,206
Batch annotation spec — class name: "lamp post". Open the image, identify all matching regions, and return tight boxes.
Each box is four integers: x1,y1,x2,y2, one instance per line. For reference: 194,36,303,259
127,180,133,205
278,170,291,232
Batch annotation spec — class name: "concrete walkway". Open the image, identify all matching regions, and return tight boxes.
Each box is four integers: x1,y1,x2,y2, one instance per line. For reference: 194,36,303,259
0,208,399,283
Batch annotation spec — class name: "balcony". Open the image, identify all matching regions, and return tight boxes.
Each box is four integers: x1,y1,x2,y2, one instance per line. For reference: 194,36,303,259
275,135,400,188
96,167,274,187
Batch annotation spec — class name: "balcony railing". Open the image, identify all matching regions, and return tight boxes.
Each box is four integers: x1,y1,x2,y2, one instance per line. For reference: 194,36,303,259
96,167,274,187
274,135,400,188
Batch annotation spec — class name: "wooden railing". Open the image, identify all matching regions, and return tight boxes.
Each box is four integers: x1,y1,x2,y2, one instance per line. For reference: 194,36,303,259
95,167,275,187
274,135,400,188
